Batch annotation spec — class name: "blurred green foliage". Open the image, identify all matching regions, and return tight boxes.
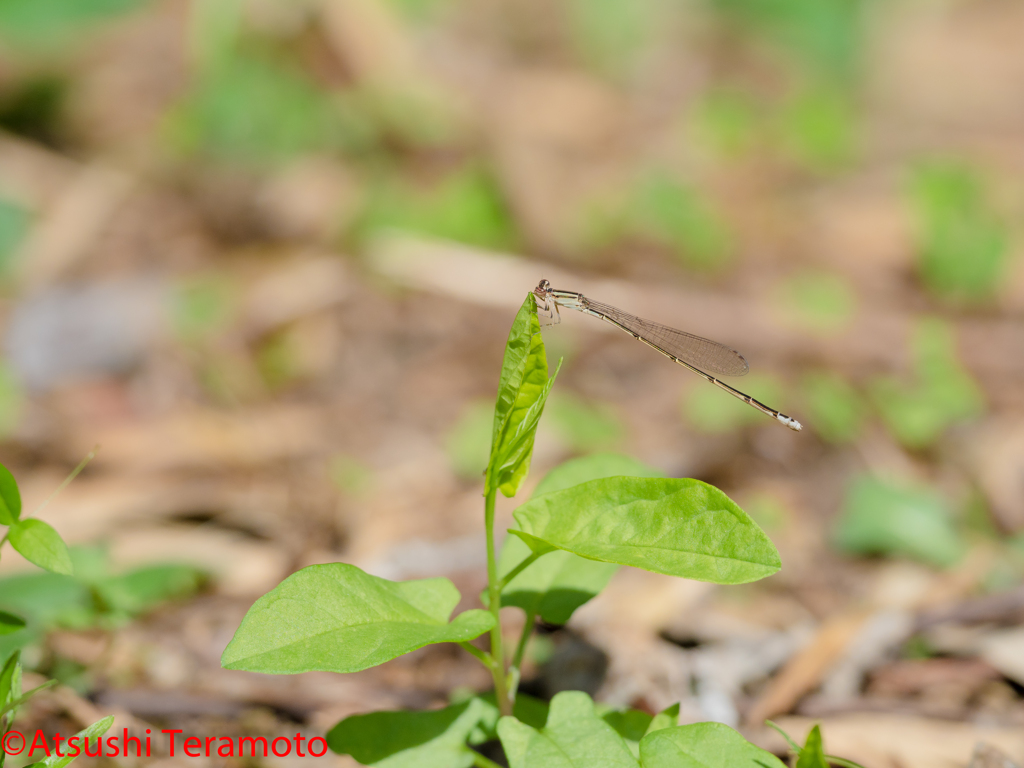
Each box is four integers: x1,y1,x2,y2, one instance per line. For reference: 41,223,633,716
0,0,146,50
801,371,864,444
0,199,29,273
629,174,735,271
255,331,299,391
0,547,204,661
689,88,762,160
356,166,518,250
834,474,965,568
567,0,657,78
707,0,866,85
546,394,624,454
775,270,856,334
170,275,237,343
682,372,785,433
778,88,856,172
909,161,1010,304
869,318,984,449
446,400,494,481
330,454,374,498
0,76,67,146
164,50,344,165
0,361,25,439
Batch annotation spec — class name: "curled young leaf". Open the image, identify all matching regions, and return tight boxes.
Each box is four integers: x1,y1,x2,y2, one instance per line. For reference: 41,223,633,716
222,563,495,674
486,294,558,498
511,477,780,584
0,463,19,525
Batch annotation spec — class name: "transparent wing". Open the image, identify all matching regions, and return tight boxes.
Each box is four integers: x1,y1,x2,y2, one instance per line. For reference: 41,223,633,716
587,300,749,377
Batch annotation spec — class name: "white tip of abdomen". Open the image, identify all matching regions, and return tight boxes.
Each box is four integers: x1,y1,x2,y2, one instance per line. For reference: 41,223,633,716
778,414,802,431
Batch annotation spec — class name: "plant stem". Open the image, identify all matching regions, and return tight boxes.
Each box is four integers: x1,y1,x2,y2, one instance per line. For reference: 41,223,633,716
508,608,535,700
470,749,504,768
458,641,494,668
484,488,511,717
497,551,542,591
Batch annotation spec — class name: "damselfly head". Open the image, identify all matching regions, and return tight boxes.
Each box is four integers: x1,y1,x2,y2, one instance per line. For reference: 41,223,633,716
534,279,552,297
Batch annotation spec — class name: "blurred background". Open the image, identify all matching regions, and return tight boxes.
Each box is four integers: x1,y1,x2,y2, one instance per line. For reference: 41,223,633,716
1,0,1024,764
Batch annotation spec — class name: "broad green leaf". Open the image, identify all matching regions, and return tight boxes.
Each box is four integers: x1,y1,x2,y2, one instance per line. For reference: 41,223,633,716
327,698,488,768
498,691,638,768
8,520,73,575
35,715,114,768
639,722,786,768
498,455,665,623
511,477,780,584
834,475,964,568
486,295,558,498
796,725,828,768
0,463,21,525
0,612,25,636
221,563,495,674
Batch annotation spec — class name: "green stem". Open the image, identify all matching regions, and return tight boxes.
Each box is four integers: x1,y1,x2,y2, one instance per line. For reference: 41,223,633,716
484,489,511,717
509,608,536,689
497,551,542,591
458,642,494,669
470,749,504,768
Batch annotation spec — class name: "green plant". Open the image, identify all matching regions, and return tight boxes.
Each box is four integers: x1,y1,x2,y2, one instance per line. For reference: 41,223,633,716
909,161,1011,304
0,459,115,768
220,292,804,766
869,317,984,449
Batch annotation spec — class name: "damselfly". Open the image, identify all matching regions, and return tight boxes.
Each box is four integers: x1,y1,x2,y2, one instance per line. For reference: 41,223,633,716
532,279,802,431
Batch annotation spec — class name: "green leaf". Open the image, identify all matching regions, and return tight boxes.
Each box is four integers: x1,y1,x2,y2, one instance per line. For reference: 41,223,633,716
602,703,679,759
0,612,25,636
8,520,73,575
511,477,780,584
910,161,1009,304
498,691,639,768
0,651,20,708
834,475,964,568
34,715,114,768
498,455,665,623
327,698,488,767
644,704,679,736
0,463,21,525
796,725,828,768
869,318,983,448
221,563,495,674
0,679,57,718
486,295,558,498
95,565,204,615
470,692,550,745
802,371,864,444
639,722,787,768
